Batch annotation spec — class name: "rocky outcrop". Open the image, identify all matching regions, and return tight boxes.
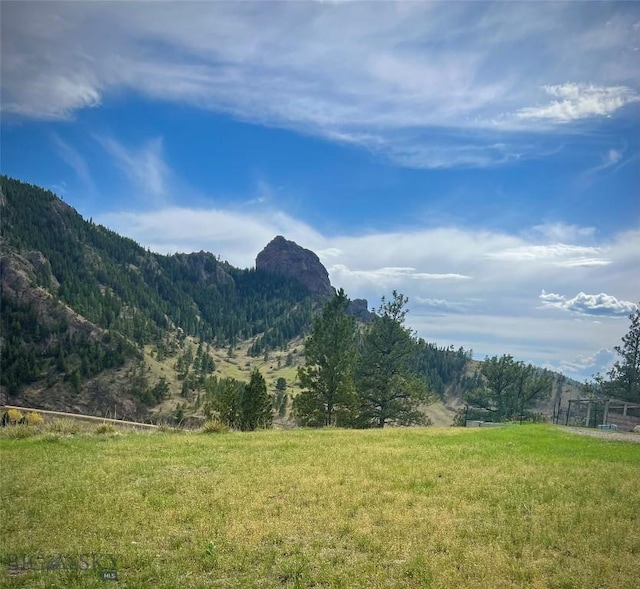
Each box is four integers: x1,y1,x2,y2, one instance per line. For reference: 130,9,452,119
0,251,97,338
256,236,334,298
174,251,235,287
347,298,373,322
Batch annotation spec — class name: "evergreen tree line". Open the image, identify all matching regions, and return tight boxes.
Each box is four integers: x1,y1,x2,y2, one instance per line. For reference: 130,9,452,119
460,355,554,423
0,294,136,395
293,290,559,428
462,304,640,422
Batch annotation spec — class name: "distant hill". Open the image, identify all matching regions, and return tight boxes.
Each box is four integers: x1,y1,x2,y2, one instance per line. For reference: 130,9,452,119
0,176,583,423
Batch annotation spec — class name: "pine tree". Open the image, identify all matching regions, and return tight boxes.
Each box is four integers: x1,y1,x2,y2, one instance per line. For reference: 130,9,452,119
465,355,552,421
604,304,640,402
354,291,430,427
240,369,273,431
205,377,244,429
294,289,358,427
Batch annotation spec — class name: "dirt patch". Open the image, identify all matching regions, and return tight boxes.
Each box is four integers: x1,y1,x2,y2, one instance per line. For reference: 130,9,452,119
564,427,640,443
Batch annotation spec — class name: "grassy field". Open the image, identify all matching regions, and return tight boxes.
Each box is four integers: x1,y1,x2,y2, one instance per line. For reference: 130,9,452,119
1,424,639,588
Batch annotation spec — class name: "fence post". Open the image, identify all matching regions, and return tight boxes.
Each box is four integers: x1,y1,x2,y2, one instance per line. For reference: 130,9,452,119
603,399,610,426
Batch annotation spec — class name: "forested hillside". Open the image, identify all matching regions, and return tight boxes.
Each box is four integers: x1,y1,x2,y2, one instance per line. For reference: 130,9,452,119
0,176,315,416
0,176,580,424
1,176,314,345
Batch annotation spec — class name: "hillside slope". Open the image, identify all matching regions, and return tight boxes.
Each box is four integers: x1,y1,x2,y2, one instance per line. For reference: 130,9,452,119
0,176,318,417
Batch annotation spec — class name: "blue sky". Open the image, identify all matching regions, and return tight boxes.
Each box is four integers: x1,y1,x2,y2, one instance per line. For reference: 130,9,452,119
2,1,639,381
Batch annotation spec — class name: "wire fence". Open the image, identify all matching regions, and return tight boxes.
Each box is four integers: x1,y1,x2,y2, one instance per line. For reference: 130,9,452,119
554,399,640,431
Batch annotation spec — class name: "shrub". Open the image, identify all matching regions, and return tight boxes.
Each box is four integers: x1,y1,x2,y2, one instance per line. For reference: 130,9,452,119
0,425,37,439
47,419,82,435
26,412,44,426
6,409,24,424
201,419,230,434
95,423,117,434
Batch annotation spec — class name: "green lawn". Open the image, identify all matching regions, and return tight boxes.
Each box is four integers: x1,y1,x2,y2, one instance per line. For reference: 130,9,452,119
1,424,639,588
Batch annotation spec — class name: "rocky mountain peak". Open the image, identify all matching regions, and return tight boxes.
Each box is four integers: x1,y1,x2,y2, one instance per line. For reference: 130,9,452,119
256,236,334,298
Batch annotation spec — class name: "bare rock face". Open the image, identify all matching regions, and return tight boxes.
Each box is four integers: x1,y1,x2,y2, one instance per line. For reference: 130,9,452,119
347,298,373,322
256,236,334,298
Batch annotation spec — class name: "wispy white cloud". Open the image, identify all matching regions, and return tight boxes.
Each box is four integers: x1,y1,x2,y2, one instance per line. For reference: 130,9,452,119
515,83,640,123
382,139,526,169
584,146,639,177
2,2,639,168
413,297,470,314
539,290,637,317
485,243,610,267
530,222,596,243
243,180,276,206
604,148,623,167
329,265,471,286
2,72,102,121
96,136,169,205
577,144,640,190
558,258,612,268
544,348,617,380
51,134,97,195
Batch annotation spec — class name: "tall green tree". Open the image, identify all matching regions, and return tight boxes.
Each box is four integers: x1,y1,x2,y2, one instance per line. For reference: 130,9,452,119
240,369,273,431
466,354,552,421
293,289,358,426
354,291,430,427
602,304,640,402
